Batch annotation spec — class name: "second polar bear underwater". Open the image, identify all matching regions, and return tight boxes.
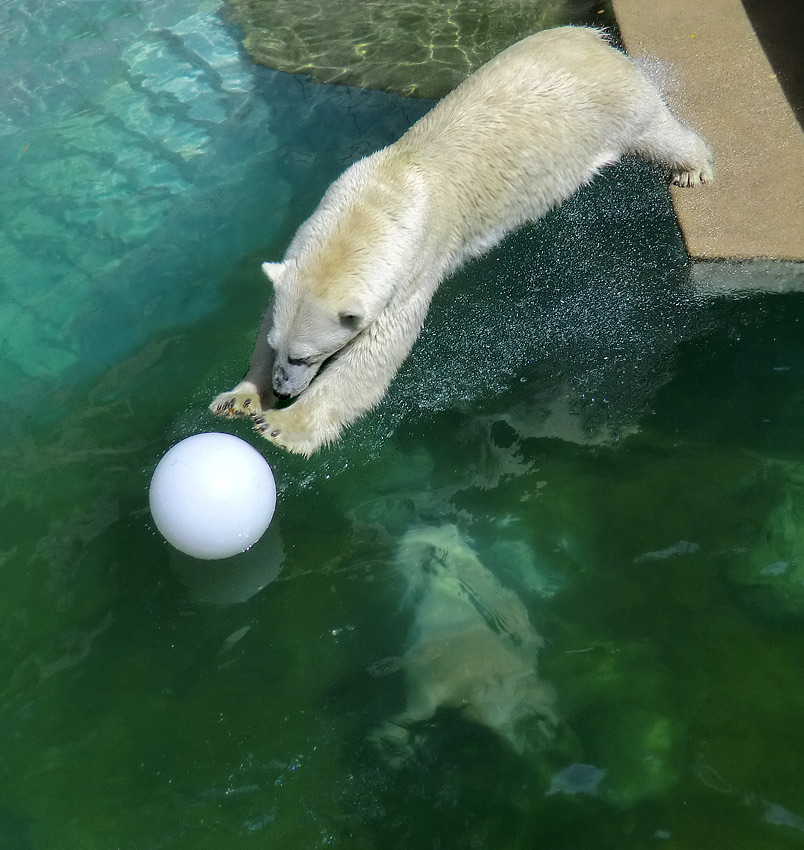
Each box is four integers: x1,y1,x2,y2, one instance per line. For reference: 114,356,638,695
211,26,714,455
369,525,557,765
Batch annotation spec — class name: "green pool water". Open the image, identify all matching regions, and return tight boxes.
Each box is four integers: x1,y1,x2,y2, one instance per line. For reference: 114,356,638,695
3,2,804,848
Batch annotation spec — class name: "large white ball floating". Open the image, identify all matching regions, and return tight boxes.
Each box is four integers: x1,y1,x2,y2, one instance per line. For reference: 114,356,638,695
149,433,277,560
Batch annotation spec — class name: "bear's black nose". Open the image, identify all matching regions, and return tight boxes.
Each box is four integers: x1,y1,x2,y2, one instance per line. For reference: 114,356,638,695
273,365,291,396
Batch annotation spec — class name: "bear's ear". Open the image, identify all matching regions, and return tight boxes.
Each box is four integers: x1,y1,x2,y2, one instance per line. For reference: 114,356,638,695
337,296,367,331
261,262,287,286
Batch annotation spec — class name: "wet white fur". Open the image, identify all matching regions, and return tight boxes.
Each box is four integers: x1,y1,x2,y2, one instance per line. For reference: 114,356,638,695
370,525,555,763
211,26,714,454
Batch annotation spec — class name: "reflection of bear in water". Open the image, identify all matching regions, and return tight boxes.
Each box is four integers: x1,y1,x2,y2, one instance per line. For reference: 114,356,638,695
210,26,714,456
371,525,556,764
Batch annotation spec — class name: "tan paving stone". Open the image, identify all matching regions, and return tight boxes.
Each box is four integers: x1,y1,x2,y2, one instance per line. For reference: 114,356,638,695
612,0,804,260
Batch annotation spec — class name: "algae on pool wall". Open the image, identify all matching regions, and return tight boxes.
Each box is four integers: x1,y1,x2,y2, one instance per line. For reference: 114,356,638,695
0,0,431,397
224,0,610,98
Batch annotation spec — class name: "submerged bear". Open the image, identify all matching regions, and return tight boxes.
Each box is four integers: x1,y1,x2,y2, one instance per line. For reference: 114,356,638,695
370,525,556,764
211,26,714,455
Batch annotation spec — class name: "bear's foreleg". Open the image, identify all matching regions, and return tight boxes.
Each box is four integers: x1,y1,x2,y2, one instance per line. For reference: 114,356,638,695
209,306,277,419
252,294,430,456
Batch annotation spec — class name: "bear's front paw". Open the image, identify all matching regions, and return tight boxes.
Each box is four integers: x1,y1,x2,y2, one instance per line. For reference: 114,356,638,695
252,405,337,457
209,381,264,419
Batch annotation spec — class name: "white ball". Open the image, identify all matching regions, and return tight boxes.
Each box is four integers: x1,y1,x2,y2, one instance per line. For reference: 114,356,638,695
149,433,277,560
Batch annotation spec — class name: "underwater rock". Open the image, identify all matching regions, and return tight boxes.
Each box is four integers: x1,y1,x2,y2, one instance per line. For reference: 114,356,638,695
546,761,606,796
371,524,556,763
728,461,804,616
557,638,684,806
595,710,685,807
225,0,604,98
633,539,700,564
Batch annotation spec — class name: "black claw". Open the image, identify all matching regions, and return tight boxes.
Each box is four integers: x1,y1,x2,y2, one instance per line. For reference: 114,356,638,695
270,429,281,439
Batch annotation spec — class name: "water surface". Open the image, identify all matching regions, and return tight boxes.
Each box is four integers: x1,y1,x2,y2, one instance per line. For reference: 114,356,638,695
2,1,804,848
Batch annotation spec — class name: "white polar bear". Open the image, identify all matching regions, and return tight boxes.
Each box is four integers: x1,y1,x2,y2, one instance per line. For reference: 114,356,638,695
210,25,714,456
369,525,556,764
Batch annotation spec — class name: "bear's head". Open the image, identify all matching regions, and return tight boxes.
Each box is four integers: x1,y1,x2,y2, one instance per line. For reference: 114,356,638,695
262,258,380,400
262,168,427,400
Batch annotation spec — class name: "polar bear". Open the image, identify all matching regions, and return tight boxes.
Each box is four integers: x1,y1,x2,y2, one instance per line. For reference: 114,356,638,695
369,525,556,764
210,25,714,455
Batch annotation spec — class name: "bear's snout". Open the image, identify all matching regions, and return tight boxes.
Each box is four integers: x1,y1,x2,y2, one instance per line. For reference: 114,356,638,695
272,365,294,398
273,360,316,399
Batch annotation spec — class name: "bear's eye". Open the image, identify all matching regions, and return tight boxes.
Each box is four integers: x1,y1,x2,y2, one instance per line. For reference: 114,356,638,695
287,356,313,367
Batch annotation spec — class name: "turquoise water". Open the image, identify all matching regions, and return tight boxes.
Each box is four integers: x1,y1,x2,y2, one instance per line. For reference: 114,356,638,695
3,1,804,848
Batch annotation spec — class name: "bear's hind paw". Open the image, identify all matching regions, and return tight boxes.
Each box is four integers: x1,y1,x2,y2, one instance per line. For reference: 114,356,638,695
669,160,715,188
209,381,264,419
368,720,417,768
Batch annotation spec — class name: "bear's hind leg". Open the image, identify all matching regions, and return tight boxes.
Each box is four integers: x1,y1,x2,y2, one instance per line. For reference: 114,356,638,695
369,686,440,766
632,108,715,188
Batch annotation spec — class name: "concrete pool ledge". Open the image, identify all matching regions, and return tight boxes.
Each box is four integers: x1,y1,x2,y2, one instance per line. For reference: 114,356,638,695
611,0,804,261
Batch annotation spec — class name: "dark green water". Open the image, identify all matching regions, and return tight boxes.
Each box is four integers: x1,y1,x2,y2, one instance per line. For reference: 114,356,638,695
3,5,804,847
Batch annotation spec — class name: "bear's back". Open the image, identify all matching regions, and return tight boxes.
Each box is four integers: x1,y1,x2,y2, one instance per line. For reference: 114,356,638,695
393,26,660,258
